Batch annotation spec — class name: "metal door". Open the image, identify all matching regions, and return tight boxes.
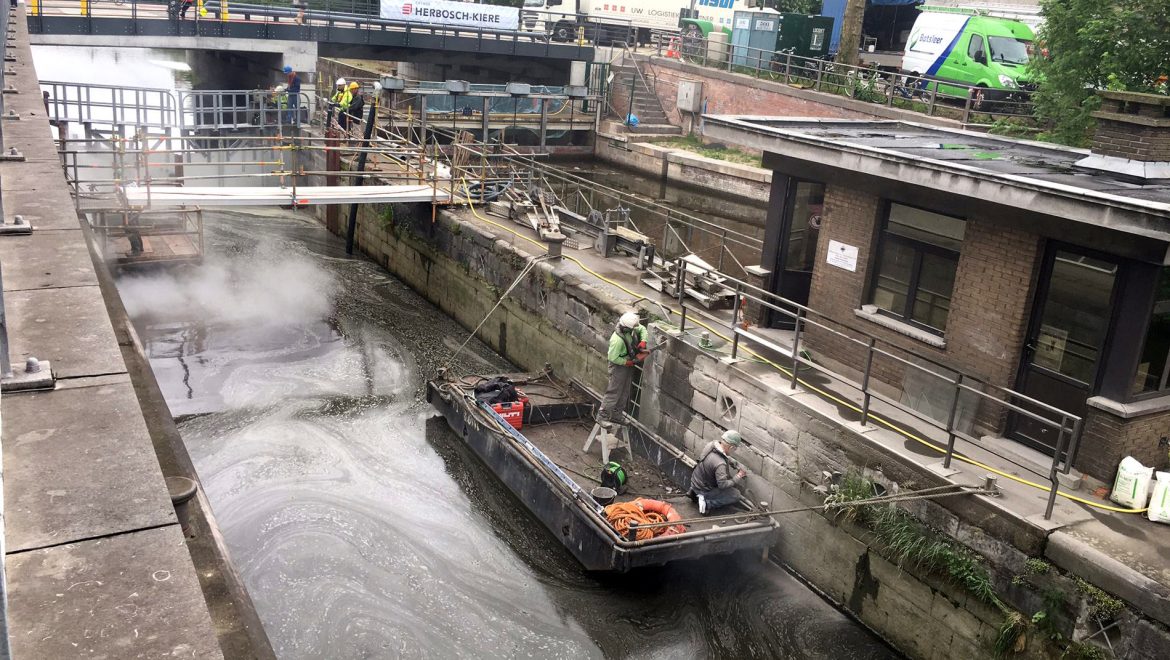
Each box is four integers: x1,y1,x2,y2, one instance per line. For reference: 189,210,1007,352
1009,247,1120,455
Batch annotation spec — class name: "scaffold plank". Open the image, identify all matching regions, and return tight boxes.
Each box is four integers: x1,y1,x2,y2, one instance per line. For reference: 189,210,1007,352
123,185,449,207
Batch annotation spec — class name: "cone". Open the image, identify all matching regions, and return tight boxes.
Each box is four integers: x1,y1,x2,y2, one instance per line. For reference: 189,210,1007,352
666,37,680,59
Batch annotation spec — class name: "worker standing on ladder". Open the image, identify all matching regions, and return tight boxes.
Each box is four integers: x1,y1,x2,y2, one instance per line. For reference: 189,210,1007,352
596,311,648,428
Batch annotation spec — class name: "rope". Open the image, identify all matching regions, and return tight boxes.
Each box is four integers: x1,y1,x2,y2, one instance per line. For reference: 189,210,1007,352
636,484,996,530
457,192,1145,515
441,254,550,373
604,500,671,541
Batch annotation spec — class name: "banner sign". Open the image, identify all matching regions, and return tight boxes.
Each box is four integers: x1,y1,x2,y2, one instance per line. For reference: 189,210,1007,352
380,0,520,31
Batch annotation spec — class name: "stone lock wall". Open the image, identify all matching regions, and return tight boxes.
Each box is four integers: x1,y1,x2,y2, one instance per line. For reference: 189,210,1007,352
636,331,1048,659
301,136,1170,659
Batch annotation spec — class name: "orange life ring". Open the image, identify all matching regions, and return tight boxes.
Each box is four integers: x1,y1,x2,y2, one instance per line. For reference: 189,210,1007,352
635,498,687,536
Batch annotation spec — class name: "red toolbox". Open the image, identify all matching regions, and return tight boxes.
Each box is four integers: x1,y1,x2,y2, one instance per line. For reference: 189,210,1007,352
491,393,528,430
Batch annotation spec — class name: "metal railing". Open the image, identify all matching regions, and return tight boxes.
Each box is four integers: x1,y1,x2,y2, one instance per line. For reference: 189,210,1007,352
41,81,310,132
667,258,1080,520
649,32,1036,126
27,0,627,53
0,0,17,654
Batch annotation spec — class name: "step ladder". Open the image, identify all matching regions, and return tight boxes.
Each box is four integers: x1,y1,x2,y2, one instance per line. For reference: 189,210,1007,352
583,422,631,464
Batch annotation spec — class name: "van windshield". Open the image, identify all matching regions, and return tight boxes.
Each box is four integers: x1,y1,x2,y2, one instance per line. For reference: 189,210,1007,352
988,37,1031,65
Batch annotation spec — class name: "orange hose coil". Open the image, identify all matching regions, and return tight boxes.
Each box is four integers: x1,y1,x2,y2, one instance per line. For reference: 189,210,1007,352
604,498,687,540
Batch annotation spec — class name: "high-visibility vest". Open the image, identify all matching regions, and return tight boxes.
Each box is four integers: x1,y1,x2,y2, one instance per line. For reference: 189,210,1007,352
331,90,352,111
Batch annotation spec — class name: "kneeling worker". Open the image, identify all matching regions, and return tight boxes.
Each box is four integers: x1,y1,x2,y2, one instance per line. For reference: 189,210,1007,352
596,311,648,428
690,430,747,514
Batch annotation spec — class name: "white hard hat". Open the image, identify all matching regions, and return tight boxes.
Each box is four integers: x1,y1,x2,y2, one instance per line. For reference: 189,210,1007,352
336,77,346,86
619,312,640,329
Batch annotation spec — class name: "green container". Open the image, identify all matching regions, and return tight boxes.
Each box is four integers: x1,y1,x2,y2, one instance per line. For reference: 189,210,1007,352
774,13,834,60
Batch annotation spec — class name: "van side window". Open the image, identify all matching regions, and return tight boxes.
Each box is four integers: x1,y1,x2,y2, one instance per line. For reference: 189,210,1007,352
967,34,986,64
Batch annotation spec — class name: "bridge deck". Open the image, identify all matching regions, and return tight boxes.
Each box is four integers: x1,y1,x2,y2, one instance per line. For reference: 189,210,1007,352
28,1,598,62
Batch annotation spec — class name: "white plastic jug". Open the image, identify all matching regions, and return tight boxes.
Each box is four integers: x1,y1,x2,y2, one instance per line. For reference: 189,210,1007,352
1148,472,1170,524
1110,456,1154,509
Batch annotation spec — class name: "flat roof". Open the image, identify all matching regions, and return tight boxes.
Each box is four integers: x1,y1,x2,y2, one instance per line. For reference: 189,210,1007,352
702,116,1170,252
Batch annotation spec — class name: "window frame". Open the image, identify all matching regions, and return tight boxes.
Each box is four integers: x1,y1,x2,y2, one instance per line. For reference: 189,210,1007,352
967,34,986,64
866,201,966,336
1130,267,1170,400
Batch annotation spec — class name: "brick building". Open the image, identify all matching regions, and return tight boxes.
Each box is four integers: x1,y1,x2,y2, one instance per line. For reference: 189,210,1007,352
704,92,1170,481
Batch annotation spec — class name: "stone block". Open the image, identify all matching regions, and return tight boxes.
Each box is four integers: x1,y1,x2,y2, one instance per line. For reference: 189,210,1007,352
771,438,799,471
868,550,936,608
742,472,775,508
872,583,935,659
688,368,720,399
691,390,718,422
929,592,987,648
739,400,774,453
766,411,802,449
735,445,766,477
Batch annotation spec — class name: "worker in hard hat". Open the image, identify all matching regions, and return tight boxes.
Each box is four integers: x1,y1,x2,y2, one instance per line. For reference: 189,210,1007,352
690,430,748,514
331,78,352,130
596,311,648,428
345,81,365,133
283,65,301,125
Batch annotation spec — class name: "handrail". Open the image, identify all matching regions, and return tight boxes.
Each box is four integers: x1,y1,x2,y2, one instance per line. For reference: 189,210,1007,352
41,81,310,131
649,31,1036,126
666,256,1080,520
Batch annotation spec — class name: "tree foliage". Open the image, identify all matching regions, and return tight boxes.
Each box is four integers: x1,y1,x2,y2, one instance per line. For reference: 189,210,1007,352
1032,0,1170,146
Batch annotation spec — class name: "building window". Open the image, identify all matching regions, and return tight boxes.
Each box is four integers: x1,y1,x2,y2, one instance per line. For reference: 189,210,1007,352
868,203,966,333
1134,267,1170,396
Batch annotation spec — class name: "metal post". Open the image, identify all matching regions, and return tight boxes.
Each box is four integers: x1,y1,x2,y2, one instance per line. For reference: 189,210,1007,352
730,283,742,359
345,96,379,256
538,98,548,149
1044,416,1070,520
625,64,635,125
789,309,802,391
480,96,489,145
941,375,963,469
1063,416,1084,475
0,261,11,379
859,337,876,426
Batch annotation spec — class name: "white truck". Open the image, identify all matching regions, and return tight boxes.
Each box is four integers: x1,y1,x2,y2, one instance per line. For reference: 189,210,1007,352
525,0,744,44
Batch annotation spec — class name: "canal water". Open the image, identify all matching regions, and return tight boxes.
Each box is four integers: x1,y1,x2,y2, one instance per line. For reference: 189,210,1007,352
115,208,895,659
37,45,895,660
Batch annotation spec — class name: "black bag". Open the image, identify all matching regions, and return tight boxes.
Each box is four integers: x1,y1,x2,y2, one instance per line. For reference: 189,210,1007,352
474,377,519,405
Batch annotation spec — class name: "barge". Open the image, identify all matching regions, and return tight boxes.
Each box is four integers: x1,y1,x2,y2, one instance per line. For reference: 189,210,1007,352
426,372,779,572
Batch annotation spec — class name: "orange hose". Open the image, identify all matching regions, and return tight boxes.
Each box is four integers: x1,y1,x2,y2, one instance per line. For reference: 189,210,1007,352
604,499,687,540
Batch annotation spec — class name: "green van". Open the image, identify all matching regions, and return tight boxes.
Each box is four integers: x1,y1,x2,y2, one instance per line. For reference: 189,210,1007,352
901,10,1036,100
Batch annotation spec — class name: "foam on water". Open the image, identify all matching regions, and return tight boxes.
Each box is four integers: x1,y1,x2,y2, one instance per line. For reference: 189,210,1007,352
120,209,896,659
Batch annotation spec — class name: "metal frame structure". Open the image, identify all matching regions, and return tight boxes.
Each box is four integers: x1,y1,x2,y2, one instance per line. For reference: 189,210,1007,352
27,0,607,62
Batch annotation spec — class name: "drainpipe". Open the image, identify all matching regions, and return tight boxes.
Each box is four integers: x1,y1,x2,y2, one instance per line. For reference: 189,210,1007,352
345,91,379,255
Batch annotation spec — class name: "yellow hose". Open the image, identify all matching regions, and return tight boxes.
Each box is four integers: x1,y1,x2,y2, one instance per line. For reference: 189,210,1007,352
458,182,1145,515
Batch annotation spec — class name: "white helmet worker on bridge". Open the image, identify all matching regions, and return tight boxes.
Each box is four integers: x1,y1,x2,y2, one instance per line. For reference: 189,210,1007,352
595,310,649,429
331,78,354,125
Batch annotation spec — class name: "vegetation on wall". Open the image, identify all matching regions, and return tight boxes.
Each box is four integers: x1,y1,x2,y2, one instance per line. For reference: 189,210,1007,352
1032,0,1170,146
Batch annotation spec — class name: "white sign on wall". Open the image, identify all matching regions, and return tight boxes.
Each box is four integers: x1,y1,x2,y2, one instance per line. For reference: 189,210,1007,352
826,239,859,272
380,0,520,31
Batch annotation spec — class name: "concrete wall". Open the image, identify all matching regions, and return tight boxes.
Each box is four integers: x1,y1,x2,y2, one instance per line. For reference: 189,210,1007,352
593,134,770,204
636,56,963,129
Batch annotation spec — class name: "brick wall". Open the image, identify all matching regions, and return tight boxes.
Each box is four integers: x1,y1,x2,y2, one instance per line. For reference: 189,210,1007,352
803,185,1041,434
1079,406,1170,480
645,61,882,127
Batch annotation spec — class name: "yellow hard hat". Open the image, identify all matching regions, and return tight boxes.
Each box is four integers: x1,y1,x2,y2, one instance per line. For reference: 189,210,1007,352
348,82,359,91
